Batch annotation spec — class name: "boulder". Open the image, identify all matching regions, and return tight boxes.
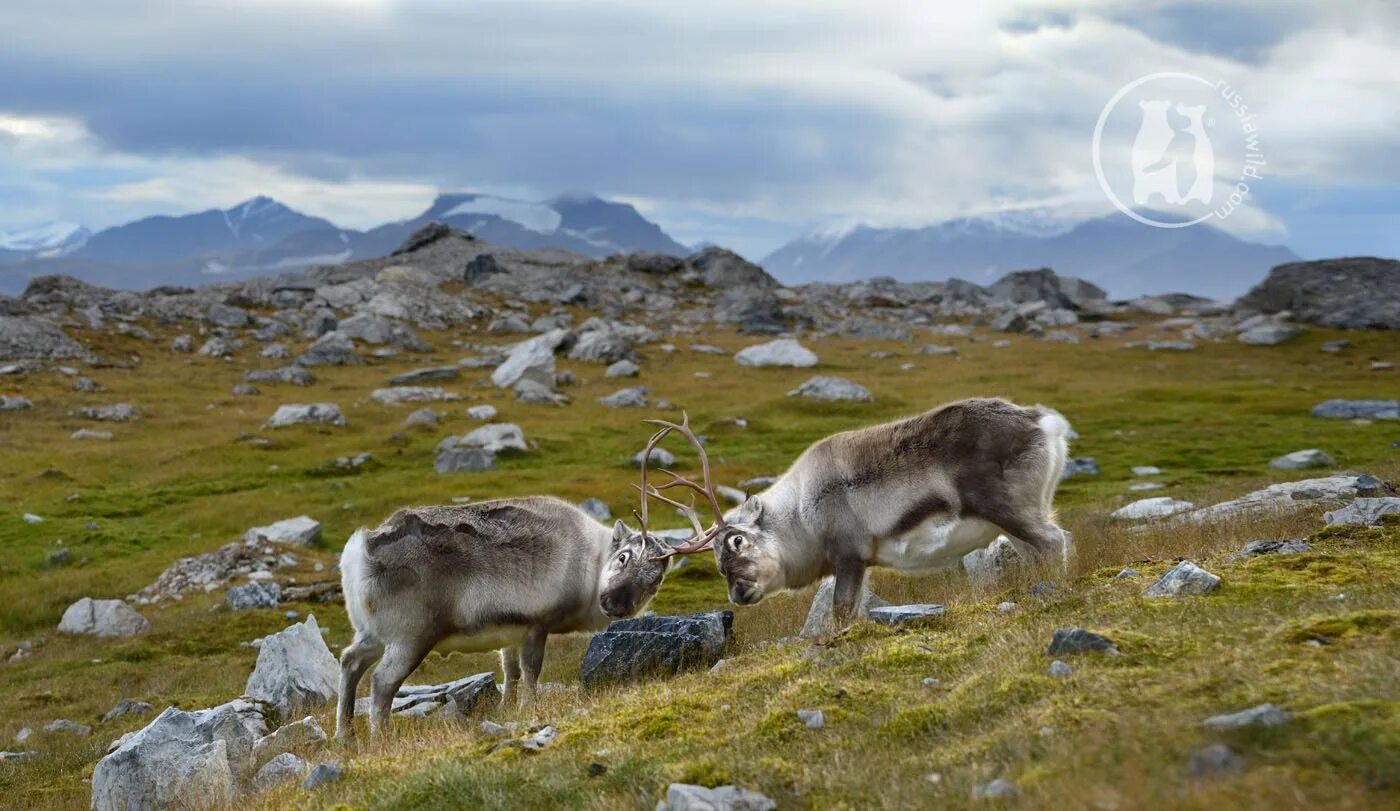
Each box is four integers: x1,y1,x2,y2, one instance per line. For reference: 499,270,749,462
1323,497,1400,527
990,310,1028,332
963,536,1025,585
245,365,315,386
244,516,322,547
0,316,85,360
491,329,570,388
1111,496,1195,520
988,268,1103,309
578,498,612,522
657,783,777,811
568,326,636,364
1310,399,1399,420
435,446,496,473
687,247,779,290
733,338,818,368
1144,561,1221,598
244,615,339,718
0,395,33,411
1189,474,1389,522
352,672,498,719
102,699,156,724
253,752,308,793
1061,457,1099,479
606,359,640,378
633,447,676,467
1269,449,1335,470
799,577,887,639
57,598,149,638
787,375,873,402
580,611,733,688
456,423,528,454
302,762,345,790
712,288,788,335
598,386,648,408
206,303,250,329
1046,628,1118,655
466,404,498,420
227,582,281,611
514,378,569,406
1238,322,1302,345
90,699,269,811
1235,257,1400,330
1235,539,1313,557
263,403,345,428
296,331,361,366
463,252,503,283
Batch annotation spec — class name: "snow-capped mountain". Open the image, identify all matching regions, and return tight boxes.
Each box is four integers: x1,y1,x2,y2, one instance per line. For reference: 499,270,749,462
763,211,1299,299
0,221,91,258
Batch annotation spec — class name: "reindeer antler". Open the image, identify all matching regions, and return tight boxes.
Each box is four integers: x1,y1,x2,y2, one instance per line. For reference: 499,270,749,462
634,412,728,560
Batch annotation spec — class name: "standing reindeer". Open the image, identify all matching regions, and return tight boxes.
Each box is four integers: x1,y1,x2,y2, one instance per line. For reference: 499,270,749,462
336,497,669,741
632,399,1073,634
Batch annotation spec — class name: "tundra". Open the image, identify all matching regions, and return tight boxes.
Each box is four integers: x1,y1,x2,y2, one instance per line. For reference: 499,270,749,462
336,497,669,740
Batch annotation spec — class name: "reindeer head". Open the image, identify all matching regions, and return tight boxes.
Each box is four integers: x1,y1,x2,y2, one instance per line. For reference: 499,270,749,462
713,495,784,605
598,519,670,618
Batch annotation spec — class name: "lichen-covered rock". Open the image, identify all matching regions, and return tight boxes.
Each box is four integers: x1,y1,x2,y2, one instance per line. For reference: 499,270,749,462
491,329,571,388
598,386,648,408
57,597,149,638
1310,399,1399,420
733,338,818,368
1323,497,1400,527
245,365,315,386
244,516,322,547
253,752,308,793
657,783,777,811
227,582,281,611
963,535,1025,585
263,403,345,428
1111,496,1195,520
244,615,339,718
434,445,496,473
1047,628,1118,655
1144,561,1221,598
580,612,733,688
787,375,873,402
0,316,85,360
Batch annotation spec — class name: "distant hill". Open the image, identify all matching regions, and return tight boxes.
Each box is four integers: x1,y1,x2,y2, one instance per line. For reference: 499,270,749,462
762,211,1299,299
0,192,689,294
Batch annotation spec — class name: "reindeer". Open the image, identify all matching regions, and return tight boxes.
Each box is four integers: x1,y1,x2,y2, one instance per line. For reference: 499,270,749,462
631,400,1073,636
336,497,669,741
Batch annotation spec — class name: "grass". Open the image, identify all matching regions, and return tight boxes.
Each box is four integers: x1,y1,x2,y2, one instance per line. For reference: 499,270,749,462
0,307,1397,809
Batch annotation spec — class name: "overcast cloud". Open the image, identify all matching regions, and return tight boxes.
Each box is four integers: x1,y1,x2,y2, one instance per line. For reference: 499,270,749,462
0,0,1396,259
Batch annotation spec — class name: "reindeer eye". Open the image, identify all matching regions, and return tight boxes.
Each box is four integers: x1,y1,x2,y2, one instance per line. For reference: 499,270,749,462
728,534,745,552
617,551,631,566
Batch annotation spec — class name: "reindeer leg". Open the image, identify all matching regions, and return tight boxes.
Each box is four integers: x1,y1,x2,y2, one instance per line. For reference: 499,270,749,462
335,633,383,743
499,646,522,706
517,627,549,709
822,558,867,644
369,638,433,741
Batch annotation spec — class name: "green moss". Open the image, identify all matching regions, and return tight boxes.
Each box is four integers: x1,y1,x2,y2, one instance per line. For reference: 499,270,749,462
1280,610,1400,645
754,709,807,744
881,704,949,741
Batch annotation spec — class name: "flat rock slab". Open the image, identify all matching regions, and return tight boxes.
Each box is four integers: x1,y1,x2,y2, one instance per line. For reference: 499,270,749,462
388,367,459,385
1144,560,1221,598
1203,703,1290,730
1047,628,1119,656
868,604,948,627
1187,474,1387,522
580,611,733,689
244,516,321,546
1112,496,1195,520
352,672,498,719
1324,497,1400,527
658,783,777,811
1310,399,1399,420
58,598,149,638
1234,539,1313,558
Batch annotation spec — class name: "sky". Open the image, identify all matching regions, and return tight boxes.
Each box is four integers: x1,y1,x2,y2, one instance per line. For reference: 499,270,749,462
0,0,1397,261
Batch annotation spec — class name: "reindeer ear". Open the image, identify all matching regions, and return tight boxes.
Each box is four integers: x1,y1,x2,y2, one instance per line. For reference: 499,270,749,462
739,495,764,524
612,520,630,548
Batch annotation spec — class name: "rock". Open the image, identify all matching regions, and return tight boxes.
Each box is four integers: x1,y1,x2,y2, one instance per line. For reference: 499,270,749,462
733,338,818,368
598,386,648,408
657,783,777,811
58,598,150,638
253,752,308,792
1189,474,1389,522
260,343,290,359
787,375,873,403
23,512,43,524
466,404,497,420
690,343,725,355
1236,539,1313,558
1132,466,1162,476
1236,257,1400,330
302,762,345,790
354,672,498,719
244,516,322,547
90,699,269,811
918,344,958,356
72,429,113,440
1111,496,1195,520
869,604,947,626
171,334,195,353
606,359,640,378
251,716,326,771
513,378,569,406
633,447,676,467
1321,340,1352,353
263,403,345,428
488,314,532,335
1188,743,1244,779
297,331,361,366
435,446,495,473
491,329,571,388
569,326,637,364
206,303,250,329
1144,561,1221,598
102,699,155,724
1269,449,1335,470
1046,628,1118,655
389,366,459,385
370,386,460,406
1310,399,1399,420
713,288,788,334
1323,497,1400,527
578,498,612,522
688,247,779,289
963,536,1025,585
44,719,92,736
198,337,242,358
404,408,439,427
990,310,1027,332
0,394,33,411
232,383,259,396
227,582,282,611
457,423,528,454
245,365,315,386
74,403,139,422
1048,660,1072,677
0,750,38,763
579,611,733,688
972,777,1020,800
245,615,340,718
996,601,1017,613
0,316,85,360
1238,322,1302,345
799,577,887,639
1061,457,1099,479
797,709,824,729
1202,703,1290,730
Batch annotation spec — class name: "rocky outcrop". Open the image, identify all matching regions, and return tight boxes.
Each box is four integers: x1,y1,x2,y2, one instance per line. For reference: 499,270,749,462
1236,257,1400,329
0,316,86,360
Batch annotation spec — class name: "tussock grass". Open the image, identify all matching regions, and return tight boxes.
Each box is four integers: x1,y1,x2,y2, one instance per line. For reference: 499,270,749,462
0,313,1397,808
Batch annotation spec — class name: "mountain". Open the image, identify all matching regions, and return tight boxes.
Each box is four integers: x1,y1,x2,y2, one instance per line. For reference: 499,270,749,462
0,221,91,260
0,192,690,294
762,211,1300,299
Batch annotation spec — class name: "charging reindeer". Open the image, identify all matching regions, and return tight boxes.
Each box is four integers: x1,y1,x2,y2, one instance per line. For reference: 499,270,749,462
336,497,669,741
633,399,1073,635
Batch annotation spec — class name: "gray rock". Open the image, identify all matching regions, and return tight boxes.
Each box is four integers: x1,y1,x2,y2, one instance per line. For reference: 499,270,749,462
0,750,38,763
404,408,439,427
658,783,776,811
1046,628,1118,655
513,378,569,406
354,672,498,719
580,611,733,688
569,326,636,364
869,604,947,626
1202,703,1290,730
633,446,676,467
606,359,640,378
1189,473,1389,522
71,428,113,440
1188,743,1244,779
690,343,725,355
1111,496,1195,520
206,303,250,329
389,366,459,385
244,614,340,718
102,699,155,724
712,288,788,334
491,329,571,388
797,709,824,729
918,344,959,356
457,423,528,454
370,386,460,406
301,762,345,790
973,777,1020,800
466,404,497,420
1269,449,1336,470
58,598,149,638
1048,660,1072,677
260,343,290,360
1061,457,1099,479
244,516,321,547
578,498,612,522
1236,539,1313,557
435,446,496,473
297,331,361,366
198,337,241,358
263,403,345,428
1115,567,1139,580
0,316,86,360
1320,340,1352,354
1310,399,1399,420
990,310,1027,332
0,395,33,411
787,375,873,403
1236,257,1400,330
232,383,259,396
799,577,887,639
171,334,195,353
44,719,92,736
1238,323,1302,345
227,582,282,611
689,247,778,289
90,699,269,811
487,314,532,335
74,403,139,422
598,386,648,408
1131,465,1161,477
250,718,329,767
1144,560,1220,598
1323,497,1400,527
733,338,818,368
253,752,307,793
963,536,1025,585
245,365,315,386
